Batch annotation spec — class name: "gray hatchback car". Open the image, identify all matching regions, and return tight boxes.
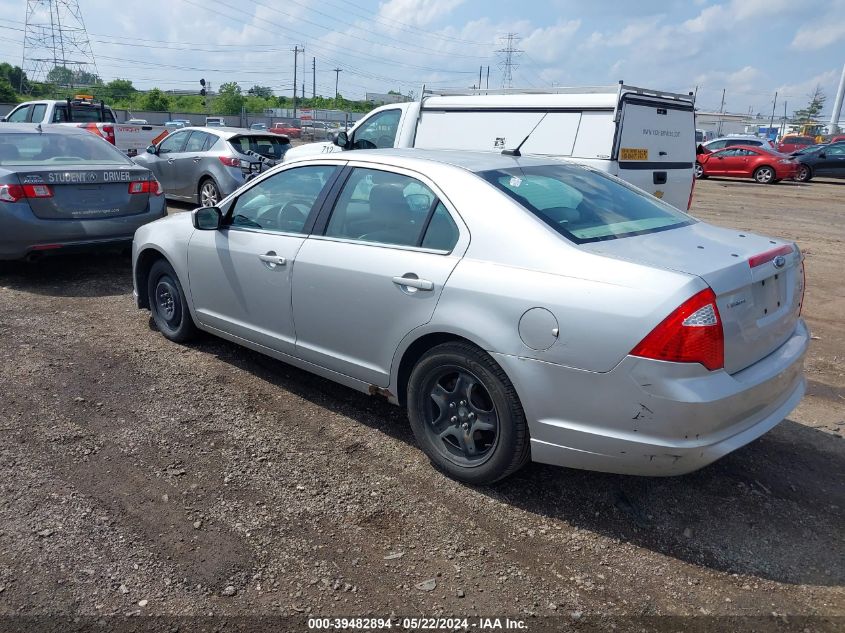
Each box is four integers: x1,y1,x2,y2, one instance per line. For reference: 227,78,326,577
133,127,291,207
0,124,166,261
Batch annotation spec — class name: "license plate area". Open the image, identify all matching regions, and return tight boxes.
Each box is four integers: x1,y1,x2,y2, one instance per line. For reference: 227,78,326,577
752,272,787,319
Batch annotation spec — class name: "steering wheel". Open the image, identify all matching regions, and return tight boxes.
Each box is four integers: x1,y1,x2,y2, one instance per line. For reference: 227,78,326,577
353,139,377,150
274,202,306,231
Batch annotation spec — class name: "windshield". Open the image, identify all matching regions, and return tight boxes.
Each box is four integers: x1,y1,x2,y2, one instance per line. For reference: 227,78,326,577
478,164,694,244
0,132,132,166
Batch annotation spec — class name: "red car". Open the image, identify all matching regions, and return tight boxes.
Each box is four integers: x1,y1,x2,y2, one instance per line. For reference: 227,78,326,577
695,145,798,184
268,119,302,139
776,135,816,154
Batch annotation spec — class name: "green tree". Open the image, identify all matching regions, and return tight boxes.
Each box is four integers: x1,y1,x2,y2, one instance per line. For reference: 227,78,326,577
0,63,28,93
214,81,244,115
793,85,826,124
137,88,171,112
247,85,273,99
101,78,136,102
0,77,17,102
47,65,73,86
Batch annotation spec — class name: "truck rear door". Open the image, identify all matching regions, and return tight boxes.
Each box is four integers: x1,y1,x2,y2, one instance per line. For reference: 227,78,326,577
615,95,695,210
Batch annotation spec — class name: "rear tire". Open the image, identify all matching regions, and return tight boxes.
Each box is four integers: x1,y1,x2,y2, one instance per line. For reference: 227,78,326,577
147,259,197,343
796,164,813,182
407,342,530,485
199,178,221,207
753,166,775,184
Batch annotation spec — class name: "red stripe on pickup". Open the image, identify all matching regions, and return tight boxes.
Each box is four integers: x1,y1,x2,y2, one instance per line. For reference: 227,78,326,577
748,245,793,268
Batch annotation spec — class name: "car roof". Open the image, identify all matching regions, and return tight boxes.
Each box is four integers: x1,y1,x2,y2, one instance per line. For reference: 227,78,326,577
291,148,577,174
172,126,273,137
707,135,766,142
0,122,93,136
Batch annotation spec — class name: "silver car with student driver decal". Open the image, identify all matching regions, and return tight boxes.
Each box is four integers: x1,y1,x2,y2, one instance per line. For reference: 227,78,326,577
132,149,808,484
0,124,165,261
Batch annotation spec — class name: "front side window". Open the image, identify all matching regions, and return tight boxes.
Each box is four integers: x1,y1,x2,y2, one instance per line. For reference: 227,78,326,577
825,145,845,156
351,110,401,149
229,165,338,233
479,164,693,244
158,131,188,154
7,105,31,123
325,168,443,247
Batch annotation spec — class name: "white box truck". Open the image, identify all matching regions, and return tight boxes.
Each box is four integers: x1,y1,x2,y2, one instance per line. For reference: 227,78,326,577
284,83,697,210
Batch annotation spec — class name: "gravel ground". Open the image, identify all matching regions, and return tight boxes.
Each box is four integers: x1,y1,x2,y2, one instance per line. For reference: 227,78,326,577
0,177,842,633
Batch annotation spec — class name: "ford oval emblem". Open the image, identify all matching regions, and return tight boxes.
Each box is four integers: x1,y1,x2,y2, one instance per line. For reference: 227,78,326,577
773,255,786,269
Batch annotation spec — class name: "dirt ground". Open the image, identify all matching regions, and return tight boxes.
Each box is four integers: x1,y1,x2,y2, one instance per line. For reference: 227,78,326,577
0,176,842,633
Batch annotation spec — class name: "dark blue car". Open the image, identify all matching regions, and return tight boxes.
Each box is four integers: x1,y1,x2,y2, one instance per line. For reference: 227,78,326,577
794,142,845,182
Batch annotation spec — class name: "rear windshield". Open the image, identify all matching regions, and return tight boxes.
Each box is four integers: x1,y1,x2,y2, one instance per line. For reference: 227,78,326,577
478,164,694,244
0,132,132,166
229,135,290,160
53,105,116,123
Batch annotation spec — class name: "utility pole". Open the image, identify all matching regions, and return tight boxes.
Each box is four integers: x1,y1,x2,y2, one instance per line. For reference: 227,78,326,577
312,57,316,99
830,62,845,134
768,91,778,141
486,65,490,90
292,45,301,117
333,67,342,102
717,88,726,136
478,65,482,91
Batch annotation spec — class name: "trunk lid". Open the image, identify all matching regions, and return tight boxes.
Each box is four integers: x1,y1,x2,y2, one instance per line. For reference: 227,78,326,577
580,222,802,374
16,165,152,220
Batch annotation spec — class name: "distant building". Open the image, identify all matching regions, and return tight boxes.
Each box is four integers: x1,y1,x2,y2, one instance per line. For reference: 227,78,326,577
366,92,409,105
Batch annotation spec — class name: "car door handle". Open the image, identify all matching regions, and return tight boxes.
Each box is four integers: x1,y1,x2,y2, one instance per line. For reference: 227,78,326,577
258,254,286,266
392,276,433,291
167,158,175,164
192,157,201,162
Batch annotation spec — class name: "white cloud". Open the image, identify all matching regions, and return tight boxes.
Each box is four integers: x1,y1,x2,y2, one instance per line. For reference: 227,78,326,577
378,0,466,28
683,0,797,34
521,20,581,63
790,0,845,50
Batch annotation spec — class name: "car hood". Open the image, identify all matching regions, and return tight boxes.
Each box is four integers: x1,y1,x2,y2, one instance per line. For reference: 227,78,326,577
283,141,342,161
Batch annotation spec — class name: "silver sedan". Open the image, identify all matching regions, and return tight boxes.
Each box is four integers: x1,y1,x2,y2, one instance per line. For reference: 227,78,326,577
132,150,808,484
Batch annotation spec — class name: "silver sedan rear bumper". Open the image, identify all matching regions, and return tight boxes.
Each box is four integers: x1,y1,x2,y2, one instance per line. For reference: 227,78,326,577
493,319,809,476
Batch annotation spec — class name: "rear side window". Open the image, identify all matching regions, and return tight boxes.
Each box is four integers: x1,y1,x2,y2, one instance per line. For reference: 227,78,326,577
421,203,459,251
479,164,693,244
184,131,209,153
229,135,290,159
325,168,438,247
0,132,131,166
30,104,47,123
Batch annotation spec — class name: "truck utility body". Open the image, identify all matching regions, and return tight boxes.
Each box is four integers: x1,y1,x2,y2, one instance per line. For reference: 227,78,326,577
284,84,697,210
2,97,169,157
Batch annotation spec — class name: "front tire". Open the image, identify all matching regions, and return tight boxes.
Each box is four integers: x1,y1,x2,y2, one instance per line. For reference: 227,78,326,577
147,259,197,343
753,166,776,184
407,342,530,485
694,162,706,179
796,164,813,182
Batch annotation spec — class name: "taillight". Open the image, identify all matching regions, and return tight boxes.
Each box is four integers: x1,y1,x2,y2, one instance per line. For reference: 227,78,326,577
798,257,806,316
128,179,163,196
630,288,724,371
219,156,241,167
687,171,696,210
0,183,54,202
102,124,116,145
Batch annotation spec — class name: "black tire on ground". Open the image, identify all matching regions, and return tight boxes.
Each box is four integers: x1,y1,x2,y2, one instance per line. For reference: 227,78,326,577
407,342,530,485
147,259,197,343
199,178,221,207
796,164,813,183
753,165,776,184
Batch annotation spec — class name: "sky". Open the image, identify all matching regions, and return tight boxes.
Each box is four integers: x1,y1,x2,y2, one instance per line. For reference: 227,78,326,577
0,0,843,117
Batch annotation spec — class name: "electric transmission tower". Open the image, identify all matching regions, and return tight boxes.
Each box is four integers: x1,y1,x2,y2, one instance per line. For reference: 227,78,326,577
496,33,523,89
20,0,100,92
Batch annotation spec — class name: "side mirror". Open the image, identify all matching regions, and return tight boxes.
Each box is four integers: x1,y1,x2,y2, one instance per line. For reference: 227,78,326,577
146,145,157,155
818,152,826,158
192,206,222,230
333,131,348,148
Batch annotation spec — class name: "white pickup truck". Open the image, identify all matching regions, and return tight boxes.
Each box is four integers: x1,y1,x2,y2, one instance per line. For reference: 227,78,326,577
1,96,170,157
284,84,697,210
